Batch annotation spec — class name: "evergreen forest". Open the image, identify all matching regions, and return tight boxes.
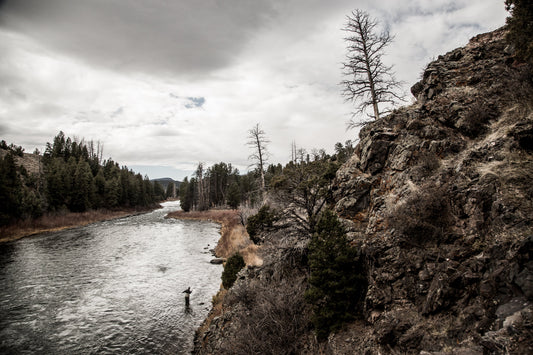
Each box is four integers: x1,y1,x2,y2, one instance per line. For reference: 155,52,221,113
0,132,166,226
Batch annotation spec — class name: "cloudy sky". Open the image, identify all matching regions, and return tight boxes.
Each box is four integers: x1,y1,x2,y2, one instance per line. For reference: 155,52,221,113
0,0,507,180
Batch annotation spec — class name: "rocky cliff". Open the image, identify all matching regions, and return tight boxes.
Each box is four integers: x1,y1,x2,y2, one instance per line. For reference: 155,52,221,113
194,28,533,354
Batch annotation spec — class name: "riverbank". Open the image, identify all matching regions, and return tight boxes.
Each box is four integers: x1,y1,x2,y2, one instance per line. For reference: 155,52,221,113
167,209,262,351
166,209,262,266
0,206,159,243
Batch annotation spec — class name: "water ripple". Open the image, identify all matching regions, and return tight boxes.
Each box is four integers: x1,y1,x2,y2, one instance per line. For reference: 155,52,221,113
0,201,222,354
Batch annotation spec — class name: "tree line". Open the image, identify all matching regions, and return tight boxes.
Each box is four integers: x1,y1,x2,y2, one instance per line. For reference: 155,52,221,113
0,132,165,226
179,162,262,212
178,138,355,214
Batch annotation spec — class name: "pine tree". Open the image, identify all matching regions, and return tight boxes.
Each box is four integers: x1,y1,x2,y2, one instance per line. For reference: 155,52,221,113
45,158,68,209
94,168,106,208
506,0,533,63
179,177,192,212
305,209,367,340
165,181,175,199
153,181,165,201
271,158,337,234
0,153,23,225
222,252,246,289
247,123,269,203
105,178,120,208
227,181,241,209
71,160,94,212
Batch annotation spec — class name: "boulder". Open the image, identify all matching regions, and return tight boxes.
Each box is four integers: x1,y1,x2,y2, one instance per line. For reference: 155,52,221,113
210,258,225,265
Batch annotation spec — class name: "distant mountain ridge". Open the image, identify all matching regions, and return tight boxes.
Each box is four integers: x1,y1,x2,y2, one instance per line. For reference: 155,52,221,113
151,177,181,191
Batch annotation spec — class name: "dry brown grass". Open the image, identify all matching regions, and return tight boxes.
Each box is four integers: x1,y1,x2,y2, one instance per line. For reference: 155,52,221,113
0,208,155,243
167,209,262,266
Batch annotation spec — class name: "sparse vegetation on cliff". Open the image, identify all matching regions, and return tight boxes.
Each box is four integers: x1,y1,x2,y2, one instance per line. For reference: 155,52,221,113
245,205,279,244
194,25,533,355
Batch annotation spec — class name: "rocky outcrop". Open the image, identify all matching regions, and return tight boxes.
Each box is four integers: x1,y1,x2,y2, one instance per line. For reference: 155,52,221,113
194,28,533,354
330,28,533,354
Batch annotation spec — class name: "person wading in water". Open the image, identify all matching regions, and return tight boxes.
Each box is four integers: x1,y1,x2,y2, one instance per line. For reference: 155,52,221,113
182,287,192,307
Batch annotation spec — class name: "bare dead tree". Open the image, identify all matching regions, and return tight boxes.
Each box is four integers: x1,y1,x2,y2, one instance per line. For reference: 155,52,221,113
247,123,269,203
291,140,297,164
87,140,104,165
341,9,404,127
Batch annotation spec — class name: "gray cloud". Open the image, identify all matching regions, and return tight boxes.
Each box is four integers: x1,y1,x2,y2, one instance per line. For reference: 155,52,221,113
0,0,508,180
0,0,278,77
0,123,9,135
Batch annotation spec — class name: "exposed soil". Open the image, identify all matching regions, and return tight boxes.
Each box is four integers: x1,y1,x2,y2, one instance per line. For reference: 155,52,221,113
166,209,262,266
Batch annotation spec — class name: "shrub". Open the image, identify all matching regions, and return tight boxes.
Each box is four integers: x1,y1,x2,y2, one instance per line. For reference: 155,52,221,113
304,209,367,341
456,101,498,138
246,205,279,243
410,151,440,180
221,252,245,289
388,184,451,246
222,278,309,354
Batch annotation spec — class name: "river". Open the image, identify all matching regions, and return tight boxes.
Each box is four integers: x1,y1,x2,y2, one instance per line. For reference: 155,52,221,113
0,201,222,354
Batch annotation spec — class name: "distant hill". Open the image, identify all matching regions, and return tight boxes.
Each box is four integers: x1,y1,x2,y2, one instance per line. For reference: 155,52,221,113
0,149,42,176
151,177,181,191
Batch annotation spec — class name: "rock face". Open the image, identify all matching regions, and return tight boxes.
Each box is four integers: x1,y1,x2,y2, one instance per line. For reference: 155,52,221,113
194,28,533,354
330,28,533,354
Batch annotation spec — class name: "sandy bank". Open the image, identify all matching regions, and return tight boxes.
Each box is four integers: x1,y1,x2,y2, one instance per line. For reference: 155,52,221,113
0,207,157,243
166,210,262,266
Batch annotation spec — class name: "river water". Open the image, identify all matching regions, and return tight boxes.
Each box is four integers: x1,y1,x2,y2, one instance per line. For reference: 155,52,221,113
0,201,222,354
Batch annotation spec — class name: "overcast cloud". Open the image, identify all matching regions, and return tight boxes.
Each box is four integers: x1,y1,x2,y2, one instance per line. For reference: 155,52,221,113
0,0,507,180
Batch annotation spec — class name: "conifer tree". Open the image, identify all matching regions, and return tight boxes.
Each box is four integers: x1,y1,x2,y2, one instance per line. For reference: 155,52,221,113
105,178,120,207
179,177,192,212
71,160,94,212
153,180,165,201
505,0,533,63
305,209,366,340
227,181,241,209
94,168,106,208
0,153,23,224
271,158,337,234
165,182,175,199
222,252,245,289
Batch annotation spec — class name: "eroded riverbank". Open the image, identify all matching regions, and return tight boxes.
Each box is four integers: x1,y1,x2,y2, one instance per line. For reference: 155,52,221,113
166,210,262,266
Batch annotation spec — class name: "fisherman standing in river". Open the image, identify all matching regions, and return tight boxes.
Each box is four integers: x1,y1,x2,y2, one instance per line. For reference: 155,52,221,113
182,287,192,307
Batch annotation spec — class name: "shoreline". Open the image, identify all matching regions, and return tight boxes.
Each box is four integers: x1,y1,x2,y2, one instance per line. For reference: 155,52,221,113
0,206,159,243
165,209,262,266
166,209,262,351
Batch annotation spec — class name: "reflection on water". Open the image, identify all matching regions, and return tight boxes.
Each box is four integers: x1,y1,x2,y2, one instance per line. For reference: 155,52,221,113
0,201,222,354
